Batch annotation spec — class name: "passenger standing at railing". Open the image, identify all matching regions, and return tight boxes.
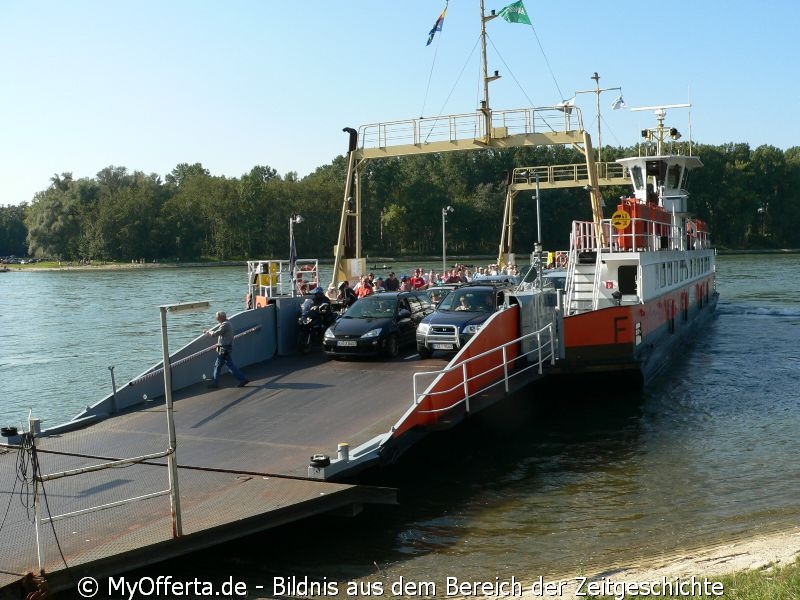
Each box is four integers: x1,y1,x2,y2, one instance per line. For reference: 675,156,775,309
384,272,400,291
410,269,426,290
337,281,357,307
357,275,374,298
204,311,249,389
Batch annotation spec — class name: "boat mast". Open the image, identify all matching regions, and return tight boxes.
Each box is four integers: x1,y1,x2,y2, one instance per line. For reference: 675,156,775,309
574,72,621,164
480,0,500,140
632,103,691,156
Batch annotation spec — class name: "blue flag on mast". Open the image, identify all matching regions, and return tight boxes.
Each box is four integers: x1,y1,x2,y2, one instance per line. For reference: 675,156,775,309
426,4,448,46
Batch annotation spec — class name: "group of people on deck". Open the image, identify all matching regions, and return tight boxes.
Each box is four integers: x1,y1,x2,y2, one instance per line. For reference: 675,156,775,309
329,263,521,304
212,261,523,388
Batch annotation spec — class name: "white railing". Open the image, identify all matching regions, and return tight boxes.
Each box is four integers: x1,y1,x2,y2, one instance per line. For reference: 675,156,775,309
247,258,319,300
571,217,711,255
411,323,555,417
358,106,584,151
511,162,628,187
15,423,176,575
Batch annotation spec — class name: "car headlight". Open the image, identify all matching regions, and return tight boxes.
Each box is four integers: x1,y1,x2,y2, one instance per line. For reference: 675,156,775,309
324,327,335,340
361,328,382,338
417,323,430,334
463,324,483,335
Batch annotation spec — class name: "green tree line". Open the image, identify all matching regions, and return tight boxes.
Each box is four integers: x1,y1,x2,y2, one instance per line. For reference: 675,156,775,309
1,142,798,261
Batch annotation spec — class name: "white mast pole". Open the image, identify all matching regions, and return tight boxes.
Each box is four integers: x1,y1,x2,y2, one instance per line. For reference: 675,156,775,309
480,1,499,140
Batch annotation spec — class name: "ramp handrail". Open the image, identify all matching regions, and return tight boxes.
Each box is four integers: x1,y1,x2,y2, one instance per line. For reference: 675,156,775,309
127,325,261,386
411,322,555,415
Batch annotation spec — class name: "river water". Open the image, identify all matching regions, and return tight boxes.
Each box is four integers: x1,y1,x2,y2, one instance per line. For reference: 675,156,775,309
3,255,799,598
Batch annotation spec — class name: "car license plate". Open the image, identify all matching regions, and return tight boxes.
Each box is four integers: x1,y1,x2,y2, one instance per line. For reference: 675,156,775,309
337,340,357,347
432,343,454,350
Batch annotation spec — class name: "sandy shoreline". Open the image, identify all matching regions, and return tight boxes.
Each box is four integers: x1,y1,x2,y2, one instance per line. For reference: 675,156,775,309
467,527,800,599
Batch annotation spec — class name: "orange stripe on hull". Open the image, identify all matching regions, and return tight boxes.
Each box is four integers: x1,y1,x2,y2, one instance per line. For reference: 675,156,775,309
563,275,715,367
564,306,635,348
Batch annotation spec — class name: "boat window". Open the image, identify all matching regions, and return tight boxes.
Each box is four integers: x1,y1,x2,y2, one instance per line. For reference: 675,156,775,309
666,164,682,189
631,165,644,190
646,160,667,185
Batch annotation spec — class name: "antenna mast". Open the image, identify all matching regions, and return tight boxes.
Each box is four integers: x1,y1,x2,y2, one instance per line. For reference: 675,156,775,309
574,72,621,163
480,0,500,140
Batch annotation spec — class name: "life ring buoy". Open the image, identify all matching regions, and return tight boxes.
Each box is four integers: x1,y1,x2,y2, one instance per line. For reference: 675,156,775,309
557,253,568,268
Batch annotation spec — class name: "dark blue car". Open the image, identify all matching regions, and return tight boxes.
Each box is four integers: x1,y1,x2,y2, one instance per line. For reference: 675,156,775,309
415,282,514,358
323,291,433,358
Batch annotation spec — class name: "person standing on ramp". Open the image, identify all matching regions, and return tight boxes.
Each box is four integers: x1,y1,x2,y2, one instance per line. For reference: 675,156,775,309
204,311,249,388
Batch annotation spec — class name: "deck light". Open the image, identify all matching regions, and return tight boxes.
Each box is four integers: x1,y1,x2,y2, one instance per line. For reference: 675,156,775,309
289,215,303,296
442,206,455,273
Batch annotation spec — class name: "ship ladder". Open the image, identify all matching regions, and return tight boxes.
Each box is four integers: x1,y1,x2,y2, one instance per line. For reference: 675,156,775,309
564,232,601,315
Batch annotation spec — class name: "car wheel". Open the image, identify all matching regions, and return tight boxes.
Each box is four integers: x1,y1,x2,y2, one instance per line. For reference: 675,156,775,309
385,334,400,358
417,345,433,359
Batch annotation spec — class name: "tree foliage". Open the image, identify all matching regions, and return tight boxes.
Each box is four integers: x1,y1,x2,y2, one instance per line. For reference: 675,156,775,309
6,141,800,262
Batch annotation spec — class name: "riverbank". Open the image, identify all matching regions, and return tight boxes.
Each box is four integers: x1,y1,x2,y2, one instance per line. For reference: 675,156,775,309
7,248,800,274
4,260,245,272
512,527,800,599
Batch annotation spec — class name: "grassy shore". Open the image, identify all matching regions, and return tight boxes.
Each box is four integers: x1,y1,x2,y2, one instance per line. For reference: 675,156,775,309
563,527,800,600
692,561,799,599
590,561,800,599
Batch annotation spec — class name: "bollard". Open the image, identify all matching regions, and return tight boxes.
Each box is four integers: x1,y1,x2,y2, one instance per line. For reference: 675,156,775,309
337,443,350,462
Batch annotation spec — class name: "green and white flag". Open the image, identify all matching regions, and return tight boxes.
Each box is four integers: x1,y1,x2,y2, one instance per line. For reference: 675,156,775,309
498,0,531,25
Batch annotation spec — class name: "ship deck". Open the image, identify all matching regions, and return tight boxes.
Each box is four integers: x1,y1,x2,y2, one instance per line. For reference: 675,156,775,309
0,351,447,597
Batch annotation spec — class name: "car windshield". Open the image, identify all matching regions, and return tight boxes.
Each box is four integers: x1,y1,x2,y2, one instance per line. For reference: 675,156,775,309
343,296,397,318
426,287,454,305
437,289,494,312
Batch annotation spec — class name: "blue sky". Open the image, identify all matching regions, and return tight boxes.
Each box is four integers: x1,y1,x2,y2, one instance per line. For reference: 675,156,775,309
1,0,797,206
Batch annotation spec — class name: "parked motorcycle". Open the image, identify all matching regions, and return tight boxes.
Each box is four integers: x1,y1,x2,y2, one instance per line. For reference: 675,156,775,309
297,298,337,354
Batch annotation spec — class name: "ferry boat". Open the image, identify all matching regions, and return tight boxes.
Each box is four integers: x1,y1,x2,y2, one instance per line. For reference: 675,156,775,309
512,104,718,385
